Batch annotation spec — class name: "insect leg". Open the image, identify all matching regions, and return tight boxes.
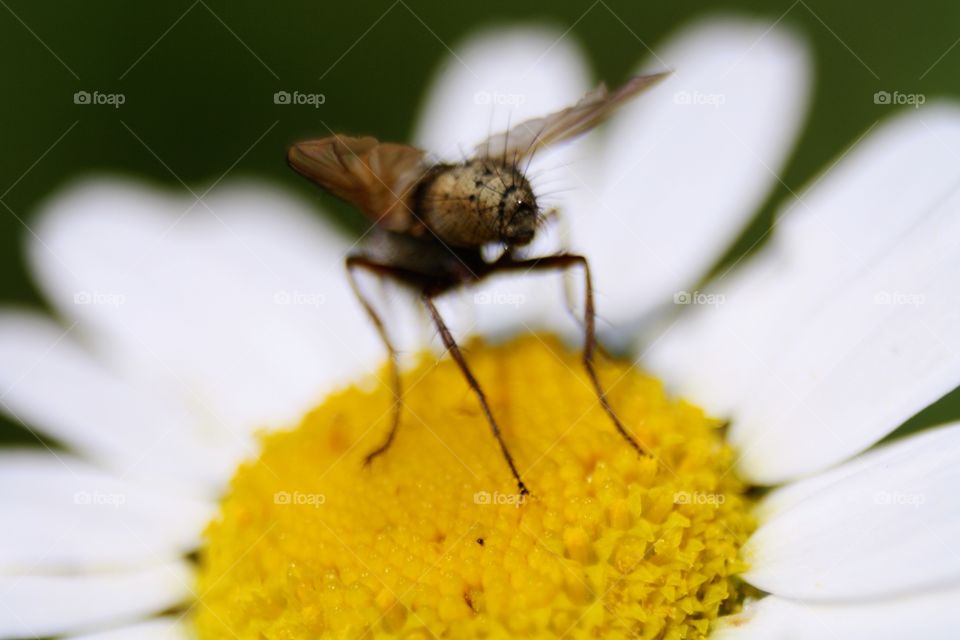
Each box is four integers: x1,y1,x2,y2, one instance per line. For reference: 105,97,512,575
421,292,529,496
540,208,583,329
345,256,405,466
495,254,645,455
531,210,600,351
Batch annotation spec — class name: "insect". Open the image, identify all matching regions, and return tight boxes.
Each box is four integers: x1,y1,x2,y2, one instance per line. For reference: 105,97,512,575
289,73,667,495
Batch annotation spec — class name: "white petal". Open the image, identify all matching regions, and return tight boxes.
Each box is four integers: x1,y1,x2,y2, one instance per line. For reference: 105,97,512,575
0,310,237,493
753,418,960,524
714,587,960,640
413,25,590,159
65,617,190,640
0,450,213,573
742,423,960,600
0,560,191,639
569,17,811,326
412,26,592,338
645,104,960,484
29,178,383,437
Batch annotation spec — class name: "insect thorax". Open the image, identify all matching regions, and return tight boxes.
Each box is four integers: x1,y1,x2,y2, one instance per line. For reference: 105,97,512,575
416,159,539,249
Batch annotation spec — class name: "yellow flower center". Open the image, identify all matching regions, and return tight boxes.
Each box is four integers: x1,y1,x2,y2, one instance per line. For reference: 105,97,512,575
195,335,754,639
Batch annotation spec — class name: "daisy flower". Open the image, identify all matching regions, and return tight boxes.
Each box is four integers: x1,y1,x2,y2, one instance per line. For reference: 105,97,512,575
2,15,960,640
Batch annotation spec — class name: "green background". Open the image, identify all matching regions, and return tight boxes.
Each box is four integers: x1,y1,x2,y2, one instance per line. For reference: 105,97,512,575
1,0,958,445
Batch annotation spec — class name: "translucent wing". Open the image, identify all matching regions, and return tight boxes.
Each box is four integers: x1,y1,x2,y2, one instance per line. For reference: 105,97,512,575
475,72,669,160
288,135,429,232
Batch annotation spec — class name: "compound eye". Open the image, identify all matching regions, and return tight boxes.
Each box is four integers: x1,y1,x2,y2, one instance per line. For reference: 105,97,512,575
515,198,533,215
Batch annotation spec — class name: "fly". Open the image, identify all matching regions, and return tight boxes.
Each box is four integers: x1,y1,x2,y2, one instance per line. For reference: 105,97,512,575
288,73,667,495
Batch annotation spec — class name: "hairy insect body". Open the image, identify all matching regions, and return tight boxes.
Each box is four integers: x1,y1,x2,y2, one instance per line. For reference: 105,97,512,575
417,159,538,248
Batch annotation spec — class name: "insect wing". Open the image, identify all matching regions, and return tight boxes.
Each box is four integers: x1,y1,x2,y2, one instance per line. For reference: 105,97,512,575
288,135,428,232
475,72,669,160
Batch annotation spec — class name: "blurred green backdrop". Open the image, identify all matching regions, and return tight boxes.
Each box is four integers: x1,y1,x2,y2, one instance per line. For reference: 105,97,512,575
2,0,959,444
